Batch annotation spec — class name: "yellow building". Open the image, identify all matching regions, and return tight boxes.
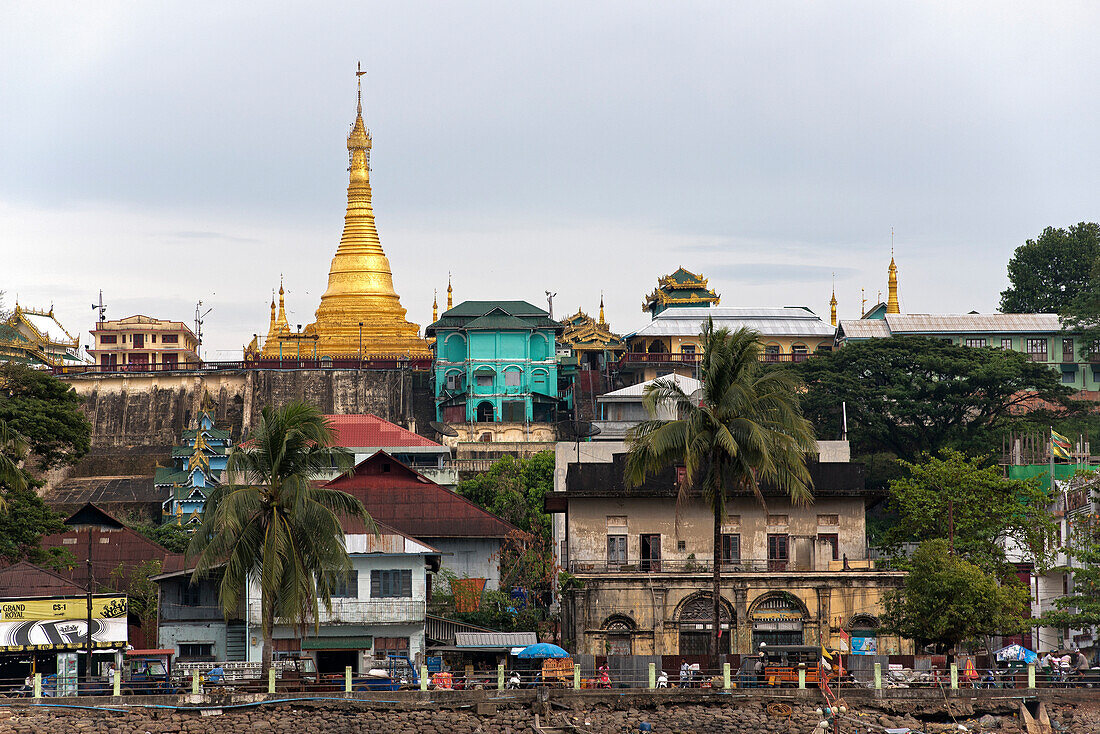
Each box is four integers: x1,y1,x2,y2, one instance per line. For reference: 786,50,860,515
261,69,429,359
88,315,199,371
0,304,83,369
548,443,910,656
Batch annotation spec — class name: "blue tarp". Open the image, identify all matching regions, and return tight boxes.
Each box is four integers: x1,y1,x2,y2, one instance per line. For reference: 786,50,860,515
995,643,1038,663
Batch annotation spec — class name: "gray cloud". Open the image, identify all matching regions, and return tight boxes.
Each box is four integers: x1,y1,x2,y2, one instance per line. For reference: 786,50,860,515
706,264,861,285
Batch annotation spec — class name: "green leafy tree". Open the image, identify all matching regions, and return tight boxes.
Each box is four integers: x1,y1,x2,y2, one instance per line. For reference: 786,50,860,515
1000,222,1100,313
130,521,192,554
108,558,163,635
1041,471,1100,632
625,321,816,660
456,453,557,596
882,539,1033,653
187,402,368,673
883,450,1058,573
1060,256,1100,359
0,419,30,512
792,336,1074,463
0,483,71,569
0,364,90,469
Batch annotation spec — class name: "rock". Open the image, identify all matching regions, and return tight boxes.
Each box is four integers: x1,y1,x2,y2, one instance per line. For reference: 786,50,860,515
978,714,1000,729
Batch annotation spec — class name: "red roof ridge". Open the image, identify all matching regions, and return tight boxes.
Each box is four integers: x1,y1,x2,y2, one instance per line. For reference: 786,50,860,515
323,414,442,449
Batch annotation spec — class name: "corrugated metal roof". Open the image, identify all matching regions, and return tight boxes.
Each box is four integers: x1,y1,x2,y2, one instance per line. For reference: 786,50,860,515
0,562,88,598
324,453,519,539
455,632,538,648
630,307,835,338
837,320,891,339
325,414,441,450
885,313,1063,334
599,374,702,400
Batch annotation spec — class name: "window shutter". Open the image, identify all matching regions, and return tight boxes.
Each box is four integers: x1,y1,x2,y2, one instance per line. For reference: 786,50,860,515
370,570,381,597
401,570,412,598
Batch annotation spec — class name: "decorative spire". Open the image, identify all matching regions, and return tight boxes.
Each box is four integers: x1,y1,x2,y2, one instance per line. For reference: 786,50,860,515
887,255,900,314
432,289,438,323
447,273,453,310
269,290,276,332
275,276,290,334
861,288,866,317
598,293,606,326
829,275,838,327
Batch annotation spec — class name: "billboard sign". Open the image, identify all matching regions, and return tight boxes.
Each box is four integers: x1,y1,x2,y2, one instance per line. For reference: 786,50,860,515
0,596,127,651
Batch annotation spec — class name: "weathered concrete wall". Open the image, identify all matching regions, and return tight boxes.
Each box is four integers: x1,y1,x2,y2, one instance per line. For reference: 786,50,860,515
1,689,1097,734
60,369,436,448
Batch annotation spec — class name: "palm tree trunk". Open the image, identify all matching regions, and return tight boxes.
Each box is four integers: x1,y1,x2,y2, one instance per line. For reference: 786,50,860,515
712,507,722,670
261,596,274,675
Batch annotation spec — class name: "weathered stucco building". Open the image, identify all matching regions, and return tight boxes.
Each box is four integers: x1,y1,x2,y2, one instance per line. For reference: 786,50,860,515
547,443,908,657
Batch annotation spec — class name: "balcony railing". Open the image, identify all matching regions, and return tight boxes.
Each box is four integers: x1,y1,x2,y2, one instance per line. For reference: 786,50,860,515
245,598,425,626
568,557,891,574
619,352,815,368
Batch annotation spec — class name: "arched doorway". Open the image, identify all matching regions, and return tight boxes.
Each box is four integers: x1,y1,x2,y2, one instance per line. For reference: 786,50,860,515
676,593,733,655
749,593,809,648
847,614,880,655
602,615,636,656
475,401,495,422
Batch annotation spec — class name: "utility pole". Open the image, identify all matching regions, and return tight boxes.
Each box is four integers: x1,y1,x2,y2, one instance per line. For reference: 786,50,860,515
85,530,94,683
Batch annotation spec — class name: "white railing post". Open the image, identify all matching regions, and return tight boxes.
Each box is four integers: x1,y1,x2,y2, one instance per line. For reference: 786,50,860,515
874,662,882,690
191,670,200,694
345,665,352,693
113,669,121,696
33,673,41,699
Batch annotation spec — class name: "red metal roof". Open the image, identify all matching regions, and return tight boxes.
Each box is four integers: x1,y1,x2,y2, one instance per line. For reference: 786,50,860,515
323,452,518,539
40,504,173,592
324,414,441,449
0,561,88,598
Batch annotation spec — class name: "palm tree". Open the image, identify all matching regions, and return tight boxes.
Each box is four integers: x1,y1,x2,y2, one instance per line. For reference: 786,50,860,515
625,320,817,661
0,419,29,512
187,401,369,672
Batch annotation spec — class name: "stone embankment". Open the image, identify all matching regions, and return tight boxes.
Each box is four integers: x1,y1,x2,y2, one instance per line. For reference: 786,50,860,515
2,690,1099,734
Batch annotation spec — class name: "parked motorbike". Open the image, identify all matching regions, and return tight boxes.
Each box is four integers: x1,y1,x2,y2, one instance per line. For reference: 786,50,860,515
656,670,669,688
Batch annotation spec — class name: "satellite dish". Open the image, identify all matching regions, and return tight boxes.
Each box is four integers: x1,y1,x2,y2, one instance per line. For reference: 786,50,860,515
429,421,459,438
557,420,601,439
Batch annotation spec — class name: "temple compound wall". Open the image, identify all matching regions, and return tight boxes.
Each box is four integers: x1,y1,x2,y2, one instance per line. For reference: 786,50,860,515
59,368,436,448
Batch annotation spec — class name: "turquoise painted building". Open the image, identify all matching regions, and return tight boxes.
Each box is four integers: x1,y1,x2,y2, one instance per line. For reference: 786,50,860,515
836,313,1099,391
156,410,231,525
426,301,564,423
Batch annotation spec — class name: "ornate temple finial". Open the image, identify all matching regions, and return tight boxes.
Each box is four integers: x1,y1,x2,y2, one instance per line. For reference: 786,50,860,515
356,61,366,116
598,293,606,326
447,273,453,310
269,290,276,330
432,289,438,323
887,245,900,315
861,288,866,316
829,274,838,327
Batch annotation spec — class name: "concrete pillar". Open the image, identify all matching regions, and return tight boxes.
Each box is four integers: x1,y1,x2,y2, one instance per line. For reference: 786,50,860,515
420,666,428,691
345,666,352,693
574,664,581,690
1028,663,1036,689
33,673,41,699
723,663,731,689
498,664,504,690
268,667,275,694
798,664,806,689
648,662,656,689
874,662,882,690
113,669,121,697
192,670,200,694
950,663,958,689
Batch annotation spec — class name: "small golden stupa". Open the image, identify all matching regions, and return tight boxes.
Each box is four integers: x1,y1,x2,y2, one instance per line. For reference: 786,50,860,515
261,66,429,358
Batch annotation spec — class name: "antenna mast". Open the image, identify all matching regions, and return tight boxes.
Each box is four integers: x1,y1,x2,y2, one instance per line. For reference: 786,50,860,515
194,301,213,361
91,290,107,322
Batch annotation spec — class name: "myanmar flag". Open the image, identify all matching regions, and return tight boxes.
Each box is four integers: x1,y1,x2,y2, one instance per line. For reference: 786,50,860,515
1051,429,1072,460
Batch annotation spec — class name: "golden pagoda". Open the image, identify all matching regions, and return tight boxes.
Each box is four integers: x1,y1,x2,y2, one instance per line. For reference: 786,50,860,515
261,67,429,358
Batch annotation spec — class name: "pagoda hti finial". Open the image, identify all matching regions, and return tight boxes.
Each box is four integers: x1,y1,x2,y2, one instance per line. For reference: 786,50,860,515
598,293,606,326
447,273,453,310
861,288,867,316
432,289,438,323
356,62,366,115
829,274,838,327
887,245,900,315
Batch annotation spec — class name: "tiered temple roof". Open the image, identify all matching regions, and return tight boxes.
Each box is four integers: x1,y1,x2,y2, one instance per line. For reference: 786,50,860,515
642,267,720,317
0,304,83,368
155,408,230,525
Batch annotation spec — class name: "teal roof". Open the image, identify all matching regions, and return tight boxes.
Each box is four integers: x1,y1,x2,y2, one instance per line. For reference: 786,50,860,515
0,324,29,343
155,467,189,485
426,301,562,335
171,445,227,458
181,428,231,441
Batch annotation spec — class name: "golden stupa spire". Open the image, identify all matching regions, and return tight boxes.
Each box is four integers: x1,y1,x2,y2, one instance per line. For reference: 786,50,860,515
598,293,606,326
829,275,838,327
275,276,290,334
447,273,453,311
268,290,276,332
432,289,438,323
887,231,900,315
284,64,429,357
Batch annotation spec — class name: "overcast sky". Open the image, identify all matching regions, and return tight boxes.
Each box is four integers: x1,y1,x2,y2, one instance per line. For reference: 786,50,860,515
3,2,1098,358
